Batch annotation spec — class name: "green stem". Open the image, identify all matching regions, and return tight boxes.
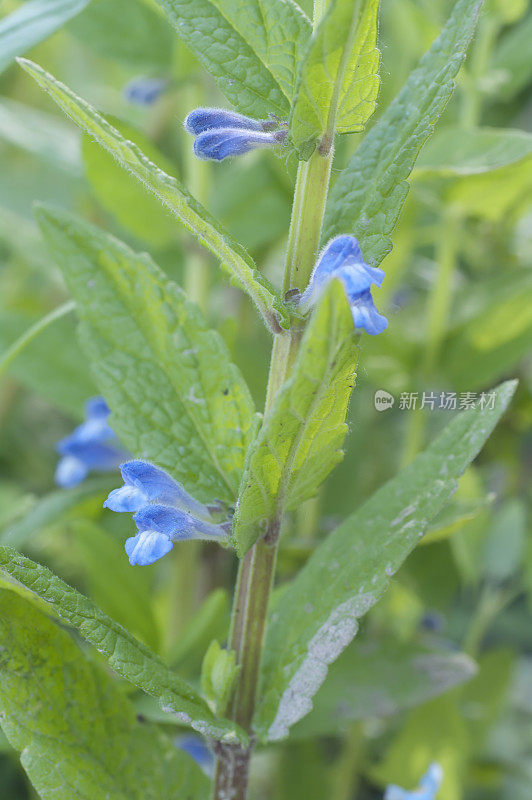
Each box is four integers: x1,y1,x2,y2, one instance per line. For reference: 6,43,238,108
212,146,334,800
0,301,75,380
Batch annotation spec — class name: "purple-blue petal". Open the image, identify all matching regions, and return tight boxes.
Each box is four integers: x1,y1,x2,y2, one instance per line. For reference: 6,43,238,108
125,530,173,566
123,77,166,105
184,107,265,135
193,128,280,161
103,484,147,512
85,396,111,419
351,290,388,335
119,460,208,515
55,455,89,488
134,504,228,541
177,736,214,776
384,763,443,800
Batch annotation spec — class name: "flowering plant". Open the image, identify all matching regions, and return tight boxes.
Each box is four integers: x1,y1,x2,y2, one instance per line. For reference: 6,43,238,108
0,0,530,799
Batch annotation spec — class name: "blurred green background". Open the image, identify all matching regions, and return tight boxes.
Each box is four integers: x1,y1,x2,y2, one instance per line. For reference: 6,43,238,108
0,0,531,797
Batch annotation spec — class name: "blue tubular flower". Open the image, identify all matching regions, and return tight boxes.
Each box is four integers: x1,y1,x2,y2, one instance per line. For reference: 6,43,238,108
104,460,231,565
185,106,286,161
184,107,270,135
123,77,166,105
177,736,214,777
55,397,126,488
193,128,285,162
384,763,443,800
301,235,388,336
104,459,210,516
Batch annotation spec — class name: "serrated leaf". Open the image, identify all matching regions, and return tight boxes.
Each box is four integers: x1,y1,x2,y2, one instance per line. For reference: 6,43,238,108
255,380,516,741
0,546,246,744
155,0,311,118
290,0,380,156
322,0,483,265
19,58,289,332
291,639,477,739
0,0,90,74
36,204,256,504
232,281,358,556
0,589,209,800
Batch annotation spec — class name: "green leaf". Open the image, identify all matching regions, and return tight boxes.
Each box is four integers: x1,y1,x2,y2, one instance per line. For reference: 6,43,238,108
255,380,516,741
322,0,483,266
290,0,380,156
490,12,532,99
0,546,246,743
68,0,174,69
291,639,477,739
36,205,256,504
81,121,178,247
0,309,96,416
0,0,90,74
19,58,289,332
232,281,358,556
155,0,311,118
415,126,532,175
1,478,112,548
201,640,239,714
0,97,81,174
0,589,209,800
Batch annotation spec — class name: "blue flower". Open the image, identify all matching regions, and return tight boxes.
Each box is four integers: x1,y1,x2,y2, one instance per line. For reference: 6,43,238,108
301,235,387,335
104,460,210,516
184,107,270,135
384,763,443,800
177,736,214,777
123,76,167,105
185,106,286,162
55,397,126,488
104,459,231,566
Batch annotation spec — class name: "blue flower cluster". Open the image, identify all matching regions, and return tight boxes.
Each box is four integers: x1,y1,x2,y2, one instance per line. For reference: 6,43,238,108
123,76,167,105
301,235,388,335
184,107,287,161
55,397,126,488
104,460,230,566
384,763,443,799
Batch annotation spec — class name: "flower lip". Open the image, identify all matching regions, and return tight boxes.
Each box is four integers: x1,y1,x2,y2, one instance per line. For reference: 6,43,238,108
125,530,173,566
351,290,388,336
117,460,211,517
184,107,267,135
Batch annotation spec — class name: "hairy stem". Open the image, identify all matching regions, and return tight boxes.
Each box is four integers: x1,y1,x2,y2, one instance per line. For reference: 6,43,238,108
212,148,333,800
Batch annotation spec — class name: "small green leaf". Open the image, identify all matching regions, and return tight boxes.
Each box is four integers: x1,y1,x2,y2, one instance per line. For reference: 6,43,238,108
415,126,532,175
232,281,358,556
19,58,289,331
0,589,209,800
290,0,380,156
201,640,239,714
36,205,256,504
255,380,516,741
323,0,483,265
155,0,311,118
0,0,90,74
0,546,247,744
291,639,477,739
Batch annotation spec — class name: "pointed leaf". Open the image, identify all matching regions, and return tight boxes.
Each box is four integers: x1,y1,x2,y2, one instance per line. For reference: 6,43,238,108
323,0,483,266
0,589,209,800
290,0,381,156
232,281,358,556
36,204,256,504
19,58,289,331
155,0,311,118
0,546,247,744
255,380,516,740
